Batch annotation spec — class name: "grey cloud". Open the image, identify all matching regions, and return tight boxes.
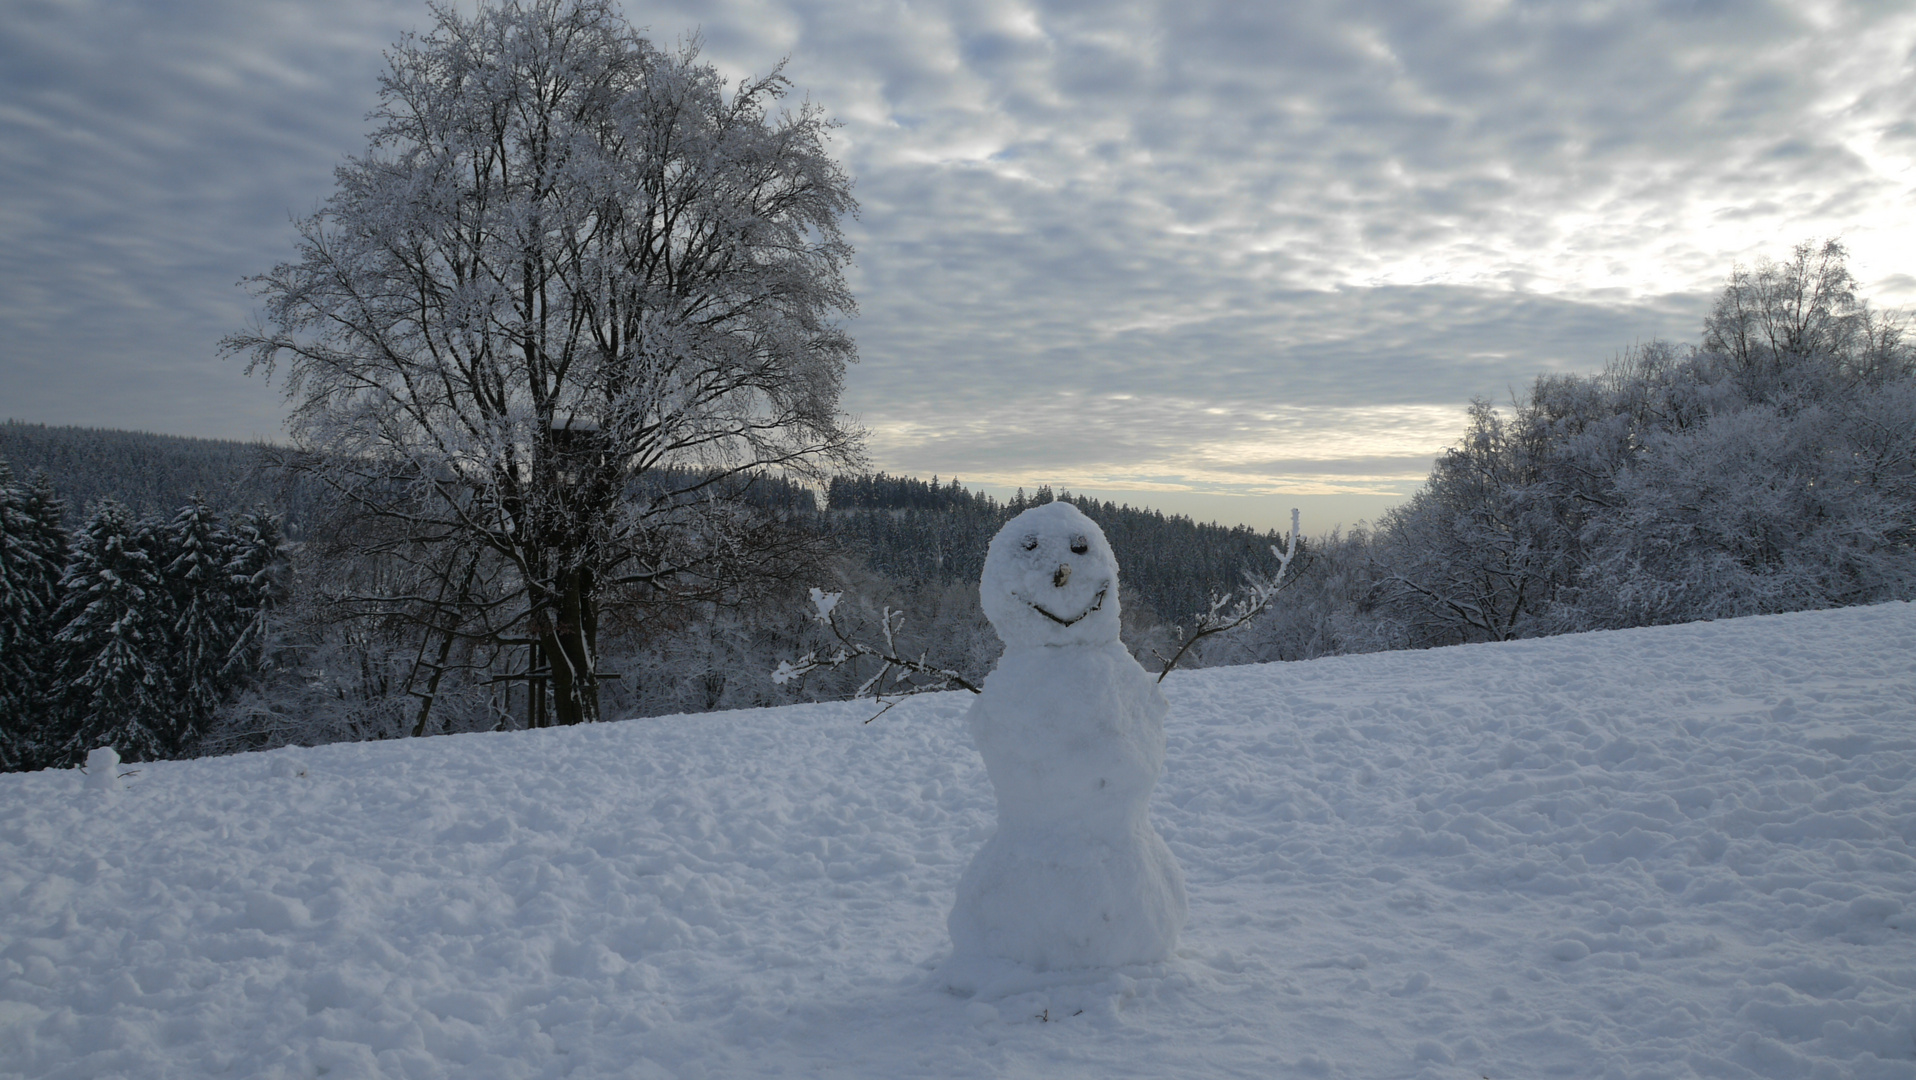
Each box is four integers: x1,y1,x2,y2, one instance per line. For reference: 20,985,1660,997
0,0,416,435
848,277,1707,490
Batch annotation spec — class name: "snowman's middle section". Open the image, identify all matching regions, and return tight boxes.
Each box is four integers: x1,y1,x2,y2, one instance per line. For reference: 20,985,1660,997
969,643,1166,832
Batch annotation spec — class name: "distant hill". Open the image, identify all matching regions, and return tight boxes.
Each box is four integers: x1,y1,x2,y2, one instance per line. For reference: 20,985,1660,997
0,422,309,531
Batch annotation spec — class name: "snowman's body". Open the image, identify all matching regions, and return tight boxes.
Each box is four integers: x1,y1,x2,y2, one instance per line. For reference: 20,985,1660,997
947,503,1186,971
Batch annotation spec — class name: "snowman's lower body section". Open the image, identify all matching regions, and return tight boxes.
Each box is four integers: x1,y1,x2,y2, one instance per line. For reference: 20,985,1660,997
948,820,1186,970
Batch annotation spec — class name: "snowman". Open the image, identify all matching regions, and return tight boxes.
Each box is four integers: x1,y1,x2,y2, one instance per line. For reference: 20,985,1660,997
947,501,1186,972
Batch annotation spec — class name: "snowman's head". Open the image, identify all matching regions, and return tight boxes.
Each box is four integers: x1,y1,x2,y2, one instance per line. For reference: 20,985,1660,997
981,502,1123,649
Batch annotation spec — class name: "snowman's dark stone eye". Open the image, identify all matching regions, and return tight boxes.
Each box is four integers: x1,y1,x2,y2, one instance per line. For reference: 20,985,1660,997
1021,534,1039,551
1070,535,1089,554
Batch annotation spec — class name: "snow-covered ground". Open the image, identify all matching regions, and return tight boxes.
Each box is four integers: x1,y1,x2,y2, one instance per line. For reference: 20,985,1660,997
3,603,1914,1079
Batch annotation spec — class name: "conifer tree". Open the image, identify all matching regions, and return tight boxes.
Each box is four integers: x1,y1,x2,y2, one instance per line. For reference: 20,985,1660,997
1,460,33,768
221,509,286,689
0,461,68,771
48,499,174,764
161,496,237,748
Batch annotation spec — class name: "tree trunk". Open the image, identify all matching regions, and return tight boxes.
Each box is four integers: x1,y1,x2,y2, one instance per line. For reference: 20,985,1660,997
535,566,599,725
410,551,482,738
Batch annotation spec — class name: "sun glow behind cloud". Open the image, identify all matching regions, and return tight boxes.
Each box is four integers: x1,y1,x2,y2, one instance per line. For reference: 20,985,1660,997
868,400,1462,496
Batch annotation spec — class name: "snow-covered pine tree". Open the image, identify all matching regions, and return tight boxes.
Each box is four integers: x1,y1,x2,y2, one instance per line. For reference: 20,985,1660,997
220,509,286,689
1,460,34,769
161,496,237,750
47,499,175,765
1,462,38,768
0,462,69,771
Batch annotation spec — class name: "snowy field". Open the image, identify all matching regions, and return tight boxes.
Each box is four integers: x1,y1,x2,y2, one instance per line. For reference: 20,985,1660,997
3,603,1914,1079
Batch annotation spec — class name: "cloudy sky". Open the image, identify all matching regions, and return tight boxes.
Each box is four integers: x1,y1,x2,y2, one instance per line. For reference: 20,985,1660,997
4,0,1914,530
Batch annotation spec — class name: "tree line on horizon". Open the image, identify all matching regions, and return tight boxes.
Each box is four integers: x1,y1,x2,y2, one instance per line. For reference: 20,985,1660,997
0,424,1288,639
0,422,322,534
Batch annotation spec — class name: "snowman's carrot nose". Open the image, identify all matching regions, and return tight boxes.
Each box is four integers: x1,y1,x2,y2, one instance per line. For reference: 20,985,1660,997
1053,563,1073,588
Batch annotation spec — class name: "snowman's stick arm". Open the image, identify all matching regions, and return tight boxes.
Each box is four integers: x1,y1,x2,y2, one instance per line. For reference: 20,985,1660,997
824,609,983,695
1154,508,1300,683
770,589,985,705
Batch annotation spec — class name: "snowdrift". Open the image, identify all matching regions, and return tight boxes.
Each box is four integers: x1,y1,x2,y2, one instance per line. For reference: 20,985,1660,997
3,603,1913,1079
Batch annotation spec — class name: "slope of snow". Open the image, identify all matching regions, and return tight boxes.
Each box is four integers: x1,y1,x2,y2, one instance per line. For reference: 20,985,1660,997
3,603,1914,1079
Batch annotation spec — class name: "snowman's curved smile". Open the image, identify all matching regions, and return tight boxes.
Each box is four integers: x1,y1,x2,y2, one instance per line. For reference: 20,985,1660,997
1027,584,1109,626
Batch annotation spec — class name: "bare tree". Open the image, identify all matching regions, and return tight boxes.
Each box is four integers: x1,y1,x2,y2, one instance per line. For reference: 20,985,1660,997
1699,238,1910,394
1362,400,1569,646
226,0,861,726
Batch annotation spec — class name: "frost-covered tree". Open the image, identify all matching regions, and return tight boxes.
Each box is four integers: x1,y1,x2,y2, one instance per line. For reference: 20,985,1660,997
1700,238,1909,397
1568,387,1916,627
225,0,860,726
0,462,69,770
1353,240,1916,646
1362,398,1574,645
46,500,175,764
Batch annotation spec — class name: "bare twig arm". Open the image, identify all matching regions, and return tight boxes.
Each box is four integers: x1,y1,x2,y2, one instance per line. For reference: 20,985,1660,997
1155,507,1300,683
771,588,983,721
